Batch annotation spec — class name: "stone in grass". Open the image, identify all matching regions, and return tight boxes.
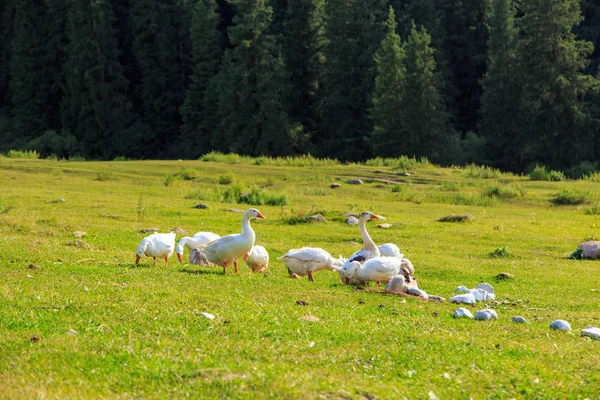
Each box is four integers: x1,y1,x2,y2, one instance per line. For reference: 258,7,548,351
549,320,572,331
474,309,498,321
452,308,474,319
438,214,474,223
194,203,209,209
346,216,359,225
377,223,393,229
171,227,187,234
309,214,326,222
28,263,39,270
139,228,159,233
573,241,600,259
428,295,446,303
73,231,86,238
581,326,600,340
330,183,341,189
57,198,66,203
449,293,477,305
347,179,363,185
511,316,529,324
300,315,320,323
200,312,215,320
496,272,514,280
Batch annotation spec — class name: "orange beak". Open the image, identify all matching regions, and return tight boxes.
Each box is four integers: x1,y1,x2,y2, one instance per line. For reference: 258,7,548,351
244,253,249,261
257,211,266,219
135,254,141,264
177,253,182,262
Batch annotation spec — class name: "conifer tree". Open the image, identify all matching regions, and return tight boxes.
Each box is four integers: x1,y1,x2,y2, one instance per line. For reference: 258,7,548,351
179,0,221,157
370,6,406,157
318,0,387,160
0,0,16,130
282,0,326,151
480,0,525,171
401,23,448,161
62,0,136,159
516,0,595,169
212,0,292,156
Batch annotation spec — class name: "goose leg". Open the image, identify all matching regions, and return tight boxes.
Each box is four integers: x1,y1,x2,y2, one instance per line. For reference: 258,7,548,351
308,271,315,282
234,260,239,274
164,256,168,267
153,257,156,266
222,260,231,274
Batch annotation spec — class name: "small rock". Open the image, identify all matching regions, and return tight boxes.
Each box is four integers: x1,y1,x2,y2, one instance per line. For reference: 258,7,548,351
171,227,187,234
73,231,86,238
330,183,341,189
549,320,571,331
452,308,474,319
200,312,215,320
194,203,209,209
346,216,359,225
377,223,393,229
428,295,446,302
26,274,34,279
309,214,326,222
347,179,363,185
139,228,159,233
511,316,528,324
401,172,411,177
28,264,39,270
454,286,469,294
475,283,494,294
30,336,40,343
67,329,78,336
296,300,309,306
57,198,65,203
576,241,600,259
496,272,514,280
449,293,476,305
225,208,245,213
581,325,600,340
475,309,498,321
299,315,320,323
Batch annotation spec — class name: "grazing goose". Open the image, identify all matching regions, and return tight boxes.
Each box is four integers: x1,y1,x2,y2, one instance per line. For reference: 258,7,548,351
135,232,176,266
278,247,345,282
176,231,221,262
195,208,265,274
244,245,269,272
339,256,405,286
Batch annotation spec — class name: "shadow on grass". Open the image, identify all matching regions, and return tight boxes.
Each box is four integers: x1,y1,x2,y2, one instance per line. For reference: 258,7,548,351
178,267,223,275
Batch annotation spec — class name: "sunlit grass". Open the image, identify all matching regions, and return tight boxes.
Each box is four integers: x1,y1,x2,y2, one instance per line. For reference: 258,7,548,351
1,158,599,398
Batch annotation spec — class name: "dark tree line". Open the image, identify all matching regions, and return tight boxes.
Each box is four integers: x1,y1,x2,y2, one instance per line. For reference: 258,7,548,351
2,0,600,174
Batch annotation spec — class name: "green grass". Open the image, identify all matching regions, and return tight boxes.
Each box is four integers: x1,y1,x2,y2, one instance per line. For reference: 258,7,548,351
1,158,600,398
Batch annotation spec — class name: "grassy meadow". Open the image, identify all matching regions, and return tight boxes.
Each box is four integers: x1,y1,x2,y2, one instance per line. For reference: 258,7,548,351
1,155,600,399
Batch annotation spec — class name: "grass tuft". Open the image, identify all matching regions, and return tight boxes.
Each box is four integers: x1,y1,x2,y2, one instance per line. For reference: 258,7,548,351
529,165,565,181
551,188,589,205
6,149,40,159
489,246,511,258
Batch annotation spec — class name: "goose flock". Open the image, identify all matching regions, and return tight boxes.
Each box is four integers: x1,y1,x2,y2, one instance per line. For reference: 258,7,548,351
135,209,414,286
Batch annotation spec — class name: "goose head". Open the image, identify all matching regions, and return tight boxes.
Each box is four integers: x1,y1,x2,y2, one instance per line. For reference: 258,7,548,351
338,261,361,284
359,211,385,222
245,208,266,220
135,237,150,264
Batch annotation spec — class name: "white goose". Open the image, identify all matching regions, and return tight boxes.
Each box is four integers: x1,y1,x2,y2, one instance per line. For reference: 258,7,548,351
339,256,406,286
244,245,269,272
135,232,176,266
278,247,345,282
176,231,221,262
347,211,385,263
195,208,265,274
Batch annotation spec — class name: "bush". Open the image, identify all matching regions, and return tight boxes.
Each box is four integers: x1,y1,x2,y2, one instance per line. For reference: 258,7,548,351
164,175,176,187
179,168,198,180
489,246,510,258
465,164,501,179
565,161,597,179
218,174,234,185
95,168,114,181
551,188,589,205
481,183,525,199
6,149,39,159
529,165,565,181
584,204,600,215
239,187,289,206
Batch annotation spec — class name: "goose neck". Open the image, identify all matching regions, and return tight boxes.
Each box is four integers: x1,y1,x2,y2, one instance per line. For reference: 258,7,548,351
359,219,378,251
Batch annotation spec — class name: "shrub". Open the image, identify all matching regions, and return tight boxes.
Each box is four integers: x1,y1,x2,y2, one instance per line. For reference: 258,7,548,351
239,187,289,206
551,188,589,205
95,168,114,181
179,168,198,180
529,165,565,181
584,204,600,215
6,149,39,159
391,184,402,193
218,174,234,185
489,246,510,258
481,183,525,199
465,164,501,179
164,175,176,187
